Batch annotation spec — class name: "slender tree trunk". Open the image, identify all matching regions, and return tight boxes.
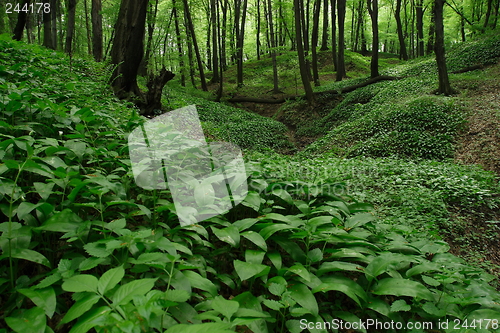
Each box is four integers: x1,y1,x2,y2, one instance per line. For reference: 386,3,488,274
330,0,337,70
83,0,92,54
267,0,280,92
416,0,424,56
461,16,466,41
434,0,454,95
210,0,220,83
183,0,208,90
109,0,148,97
65,0,77,54
300,0,312,81
184,3,197,88
320,0,329,50
294,0,314,103
92,0,103,61
50,0,57,49
173,2,185,86
367,0,378,78
13,0,30,41
426,2,435,55
336,0,346,80
235,0,248,87
484,0,493,28
220,0,228,70
395,0,408,60
256,0,261,60
311,0,321,86
43,5,55,49
493,0,499,29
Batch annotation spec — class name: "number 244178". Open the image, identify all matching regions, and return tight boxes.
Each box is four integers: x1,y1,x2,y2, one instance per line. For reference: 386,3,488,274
5,2,51,14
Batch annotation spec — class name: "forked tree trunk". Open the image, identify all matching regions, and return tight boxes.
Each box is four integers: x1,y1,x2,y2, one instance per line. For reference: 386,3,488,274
109,0,148,97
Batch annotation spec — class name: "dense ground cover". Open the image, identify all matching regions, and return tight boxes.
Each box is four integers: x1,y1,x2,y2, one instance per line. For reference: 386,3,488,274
1,34,500,333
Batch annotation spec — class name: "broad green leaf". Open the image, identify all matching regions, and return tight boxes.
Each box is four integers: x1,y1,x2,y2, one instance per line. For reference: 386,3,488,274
165,323,234,333
241,191,261,212
266,251,282,270
274,237,306,263
233,218,259,231
373,278,434,301
18,287,56,318
289,283,318,316
405,262,441,277
36,209,82,233
288,263,311,282
422,302,446,317
241,231,267,251
16,202,41,220
307,248,323,262
271,188,293,205
68,306,111,333
78,258,106,271
182,270,217,296
317,262,364,276
111,278,157,306
421,275,441,287
245,249,265,265
365,252,416,282
9,249,50,268
234,260,268,281
344,213,375,230
33,182,55,201
263,299,283,310
62,275,98,293
97,266,124,295
5,306,46,333
194,181,215,207
211,225,240,247
259,224,295,240
61,294,100,324
165,289,190,302
268,283,286,296
313,275,367,306
390,299,411,312
212,295,239,320
466,308,500,321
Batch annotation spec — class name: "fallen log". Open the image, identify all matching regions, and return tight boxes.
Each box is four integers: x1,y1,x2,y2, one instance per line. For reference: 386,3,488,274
227,75,401,104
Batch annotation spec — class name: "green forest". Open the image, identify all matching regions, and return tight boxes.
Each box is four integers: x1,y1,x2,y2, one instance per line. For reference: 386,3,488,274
1,0,500,332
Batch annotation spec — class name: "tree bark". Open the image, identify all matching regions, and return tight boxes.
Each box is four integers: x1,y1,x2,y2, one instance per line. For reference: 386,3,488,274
143,68,175,115
294,0,315,103
330,0,337,70
235,0,248,87
395,0,408,60
433,0,454,95
83,0,92,54
484,0,493,28
367,0,379,78
320,0,329,50
336,0,346,81
109,0,148,98
415,0,424,56
43,3,55,49
91,0,103,61
256,0,261,60
13,0,30,41
65,0,77,54
210,0,220,83
426,2,435,55
183,0,208,91
267,0,280,92
173,2,185,86
311,0,321,86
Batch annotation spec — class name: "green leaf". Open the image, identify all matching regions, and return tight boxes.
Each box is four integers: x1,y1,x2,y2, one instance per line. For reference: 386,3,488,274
288,263,311,282
5,306,46,333
263,299,283,310
271,188,293,205
68,306,111,333
61,294,100,324
266,251,282,270
405,262,440,277
245,249,265,265
313,275,367,306
97,266,124,295
211,225,240,247
18,287,56,318
317,262,363,276
241,231,267,251
373,278,435,301
182,270,217,296
241,191,261,212
62,275,98,293
307,248,323,262
165,323,234,333
165,289,190,303
390,299,411,312
111,278,157,306
33,182,55,201
365,252,415,282
234,260,269,281
289,283,318,316
212,295,239,320
344,213,375,230
36,209,82,233
194,181,215,207
421,275,441,287
9,249,50,268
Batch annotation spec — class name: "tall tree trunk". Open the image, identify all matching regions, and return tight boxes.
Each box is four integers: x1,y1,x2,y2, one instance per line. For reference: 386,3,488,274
300,0,312,81
320,0,329,50
426,2,435,55
65,0,77,54
220,0,228,70
267,0,280,92
311,0,321,86
183,0,208,91
484,0,493,28
84,0,92,54
51,0,57,49
13,0,30,41
43,5,55,49
235,0,248,87
395,0,408,60
173,2,185,86
294,0,314,103
367,0,378,78
433,0,454,95
256,0,261,60
184,3,197,88
210,0,220,83
493,0,500,29
336,0,346,81
330,0,337,70
109,0,148,97
415,0,424,56
92,0,103,61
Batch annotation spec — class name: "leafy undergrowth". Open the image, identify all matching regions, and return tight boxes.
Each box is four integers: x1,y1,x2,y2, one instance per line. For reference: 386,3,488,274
2,37,500,333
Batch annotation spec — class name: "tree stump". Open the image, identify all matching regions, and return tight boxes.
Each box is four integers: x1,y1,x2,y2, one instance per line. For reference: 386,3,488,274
142,68,175,116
